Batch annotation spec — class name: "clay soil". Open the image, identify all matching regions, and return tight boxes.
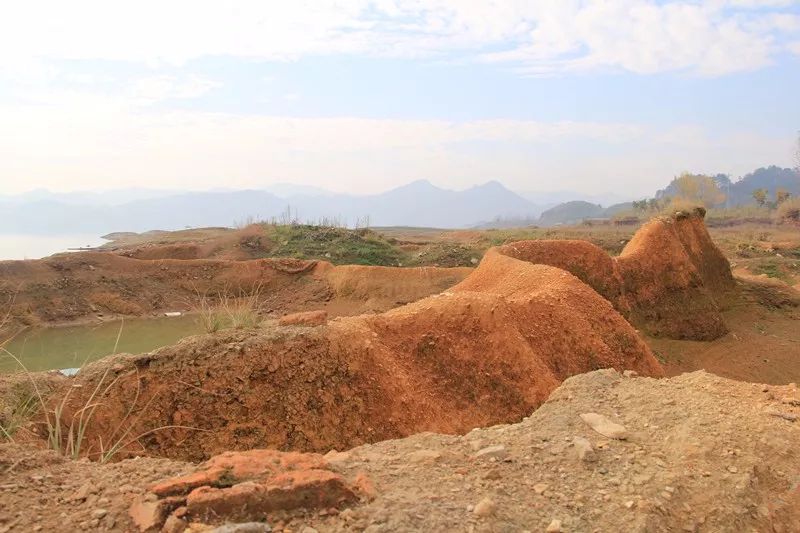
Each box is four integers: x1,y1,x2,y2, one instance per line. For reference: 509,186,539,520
2,370,799,532
1,213,799,533
652,273,800,384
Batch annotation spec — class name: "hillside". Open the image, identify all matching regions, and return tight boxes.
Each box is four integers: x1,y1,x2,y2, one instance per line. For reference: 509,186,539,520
537,200,606,226
655,166,800,207
0,180,540,235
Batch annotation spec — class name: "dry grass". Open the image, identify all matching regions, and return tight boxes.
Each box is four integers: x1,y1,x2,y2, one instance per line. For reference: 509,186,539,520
776,197,800,223
191,283,264,333
0,321,201,462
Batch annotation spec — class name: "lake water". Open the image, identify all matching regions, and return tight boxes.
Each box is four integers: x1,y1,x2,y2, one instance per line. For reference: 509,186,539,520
0,315,204,373
0,234,108,260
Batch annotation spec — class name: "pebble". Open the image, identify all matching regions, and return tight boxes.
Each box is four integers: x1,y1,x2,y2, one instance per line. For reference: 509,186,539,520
533,483,549,495
407,450,441,463
572,436,596,462
546,519,562,532
473,497,496,517
474,445,508,460
580,413,628,440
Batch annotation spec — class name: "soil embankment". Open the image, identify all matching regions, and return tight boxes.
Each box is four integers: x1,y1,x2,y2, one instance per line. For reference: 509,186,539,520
0,253,470,329
59,241,663,461
497,208,736,340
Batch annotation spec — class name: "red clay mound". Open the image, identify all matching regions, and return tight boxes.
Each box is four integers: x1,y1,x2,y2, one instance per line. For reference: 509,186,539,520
61,251,662,461
495,209,734,340
616,209,735,340
494,240,629,313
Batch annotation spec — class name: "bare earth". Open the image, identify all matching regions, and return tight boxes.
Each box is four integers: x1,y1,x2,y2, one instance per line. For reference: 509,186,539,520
1,370,798,532
1,213,799,533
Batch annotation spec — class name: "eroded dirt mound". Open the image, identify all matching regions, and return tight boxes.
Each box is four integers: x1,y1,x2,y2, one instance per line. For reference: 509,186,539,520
2,370,798,532
491,241,627,311
496,209,735,340
0,252,470,328
58,251,661,461
617,209,736,340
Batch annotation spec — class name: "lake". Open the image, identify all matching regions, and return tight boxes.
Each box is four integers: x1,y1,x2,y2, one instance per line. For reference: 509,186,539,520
0,315,204,373
0,234,109,260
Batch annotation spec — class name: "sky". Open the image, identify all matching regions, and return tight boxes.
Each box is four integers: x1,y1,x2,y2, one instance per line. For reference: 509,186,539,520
0,0,798,197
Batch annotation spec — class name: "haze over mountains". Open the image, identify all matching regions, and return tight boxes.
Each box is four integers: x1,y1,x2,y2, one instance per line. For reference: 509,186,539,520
0,180,598,235
2,166,798,236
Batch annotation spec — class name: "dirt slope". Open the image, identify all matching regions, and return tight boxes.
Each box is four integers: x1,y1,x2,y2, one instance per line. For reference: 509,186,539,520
617,209,736,340
57,249,662,462
496,209,736,340
2,370,798,532
0,253,470,328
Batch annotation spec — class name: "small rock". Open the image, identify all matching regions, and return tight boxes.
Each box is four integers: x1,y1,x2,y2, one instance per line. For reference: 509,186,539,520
407,450,441,464
473,497,496,517
623,370,638,378
728,465,738,473
162,514,187,533
91,509,108,519
71,482,95,502
546,519,562,532
572,436,596,462
322,450,352,466
533,483,549,495
580,413,628,439
473,445,507,460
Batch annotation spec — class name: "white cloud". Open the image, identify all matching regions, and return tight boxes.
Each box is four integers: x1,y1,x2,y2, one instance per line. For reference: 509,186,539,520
131,76,221,104
0,1,797,77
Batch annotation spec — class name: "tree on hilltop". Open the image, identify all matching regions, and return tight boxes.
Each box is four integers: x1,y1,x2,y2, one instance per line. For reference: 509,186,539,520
674,172,726,207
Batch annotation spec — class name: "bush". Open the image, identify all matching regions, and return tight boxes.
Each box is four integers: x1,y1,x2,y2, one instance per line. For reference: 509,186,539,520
776,197,800,223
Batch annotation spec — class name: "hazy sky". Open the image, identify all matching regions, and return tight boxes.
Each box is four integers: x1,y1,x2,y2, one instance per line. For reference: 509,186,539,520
1,0,798,196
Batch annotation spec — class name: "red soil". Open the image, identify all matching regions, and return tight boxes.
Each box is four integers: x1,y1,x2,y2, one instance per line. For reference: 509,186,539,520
497,209,735,340
19,212,739,463
0,253,470,328
59,244,662,461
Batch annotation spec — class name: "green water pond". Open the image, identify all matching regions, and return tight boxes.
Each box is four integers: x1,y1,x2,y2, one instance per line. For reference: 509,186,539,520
0,315,204,374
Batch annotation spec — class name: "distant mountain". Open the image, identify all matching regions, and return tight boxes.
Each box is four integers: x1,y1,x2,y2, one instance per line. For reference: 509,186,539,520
517,190,632,208
725,166,800,206
537,201,606,226
0,180,540,235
